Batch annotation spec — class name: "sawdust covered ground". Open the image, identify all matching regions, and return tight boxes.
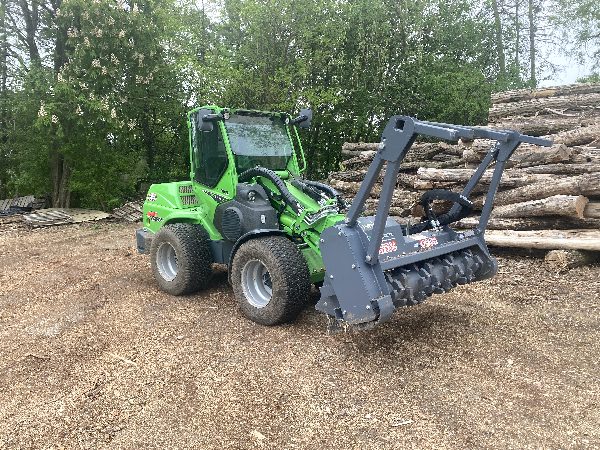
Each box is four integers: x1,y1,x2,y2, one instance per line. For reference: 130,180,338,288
0,222,598,449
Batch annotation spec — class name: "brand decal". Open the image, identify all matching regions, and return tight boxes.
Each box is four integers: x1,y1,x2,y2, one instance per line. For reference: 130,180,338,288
202,190,227,203
146,211,162,222
379,239,398,255
146,192,157,202
418,236,438,250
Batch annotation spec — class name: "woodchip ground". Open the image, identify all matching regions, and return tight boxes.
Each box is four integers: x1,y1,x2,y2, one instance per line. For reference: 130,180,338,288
0,222,598,448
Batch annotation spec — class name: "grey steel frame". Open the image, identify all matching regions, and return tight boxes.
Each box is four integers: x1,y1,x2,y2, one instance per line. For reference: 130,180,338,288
345,116,552,264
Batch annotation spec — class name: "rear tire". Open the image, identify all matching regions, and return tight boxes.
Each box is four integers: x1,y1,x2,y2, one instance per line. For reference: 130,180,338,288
150,223,213,295
231,236,310,325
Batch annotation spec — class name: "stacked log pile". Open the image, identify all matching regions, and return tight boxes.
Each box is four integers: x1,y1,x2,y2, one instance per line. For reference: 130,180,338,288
328,82,600,262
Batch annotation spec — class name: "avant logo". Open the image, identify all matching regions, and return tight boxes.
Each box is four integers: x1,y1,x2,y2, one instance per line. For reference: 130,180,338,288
146,211,162,222
202,190,227,203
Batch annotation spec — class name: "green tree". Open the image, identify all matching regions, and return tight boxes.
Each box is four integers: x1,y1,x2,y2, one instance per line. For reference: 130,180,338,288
553,0,600,68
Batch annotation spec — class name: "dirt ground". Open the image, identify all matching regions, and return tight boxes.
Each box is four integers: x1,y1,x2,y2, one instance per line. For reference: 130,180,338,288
0,221,598,449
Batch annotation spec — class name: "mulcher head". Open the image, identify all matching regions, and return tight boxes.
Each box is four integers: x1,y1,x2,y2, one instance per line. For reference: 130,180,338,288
316,116,552,330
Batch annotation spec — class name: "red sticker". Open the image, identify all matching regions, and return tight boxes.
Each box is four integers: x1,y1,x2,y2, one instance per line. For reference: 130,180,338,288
379,239,398,255
418,236,438,250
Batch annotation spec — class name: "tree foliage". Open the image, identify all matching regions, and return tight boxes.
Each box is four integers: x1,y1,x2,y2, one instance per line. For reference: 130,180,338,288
0,0,588,207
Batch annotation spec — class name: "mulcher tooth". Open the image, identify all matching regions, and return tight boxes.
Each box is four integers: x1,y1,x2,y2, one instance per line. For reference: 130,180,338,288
416,265,436,296
471,253,485,277
413,290,427,304
385,271,408,307
425,259,449,294
437,262,453,291
405,289,418,306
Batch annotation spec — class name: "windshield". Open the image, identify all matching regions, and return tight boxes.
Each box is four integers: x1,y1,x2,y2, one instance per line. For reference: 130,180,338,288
225,114,293,172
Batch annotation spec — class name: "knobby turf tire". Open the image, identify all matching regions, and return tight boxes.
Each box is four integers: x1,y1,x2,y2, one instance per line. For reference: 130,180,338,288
150,223,213,295
231,236,310,326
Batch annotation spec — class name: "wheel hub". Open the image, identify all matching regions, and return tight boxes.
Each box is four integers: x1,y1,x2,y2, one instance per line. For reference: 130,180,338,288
156,242,178,282
241,259,272,308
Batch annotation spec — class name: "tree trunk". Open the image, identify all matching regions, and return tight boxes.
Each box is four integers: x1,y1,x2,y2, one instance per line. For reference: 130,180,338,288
488,93,600,121
461,143,572,167
551,124,600,147
18,0,41,66
528,0,537,88
416,167,560,188
491,82,600,104
519,163,600,175
483,229,600,251
584,202,600,219
341,148,377,158
341,142,379,152
0,0,7,198
364,206,410,217
489,116,599,136
328,170,369,182
493,173,600,206
492,195,588,219
545,249,599,271
50,0,70,208
329,179,381,197
492,0,506,82
341,141,463,160
51,152,70,208
455,215,600,230
570,147,600,164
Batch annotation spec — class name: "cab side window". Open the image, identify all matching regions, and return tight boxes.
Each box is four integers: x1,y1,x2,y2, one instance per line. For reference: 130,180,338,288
192,114,228,188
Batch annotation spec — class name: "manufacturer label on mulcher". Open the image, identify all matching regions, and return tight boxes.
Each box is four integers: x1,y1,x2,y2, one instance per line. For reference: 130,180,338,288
379,239,398,255
418,236,438,250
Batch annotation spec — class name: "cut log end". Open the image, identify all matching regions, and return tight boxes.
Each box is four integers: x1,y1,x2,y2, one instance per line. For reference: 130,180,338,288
544,249,599,272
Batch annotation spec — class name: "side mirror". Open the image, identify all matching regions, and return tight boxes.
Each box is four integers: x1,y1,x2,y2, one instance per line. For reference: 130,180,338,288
196,108,222,132
290,108,312,128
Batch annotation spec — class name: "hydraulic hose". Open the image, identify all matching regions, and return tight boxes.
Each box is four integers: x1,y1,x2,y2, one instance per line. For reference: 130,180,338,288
408,189,473,234
238,167,302,214
302,180,349,210
291,179,324,203
302,180,341,199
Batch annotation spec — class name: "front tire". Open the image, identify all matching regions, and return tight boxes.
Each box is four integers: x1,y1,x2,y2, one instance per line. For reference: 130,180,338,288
150,223,213,295
231,236,310,325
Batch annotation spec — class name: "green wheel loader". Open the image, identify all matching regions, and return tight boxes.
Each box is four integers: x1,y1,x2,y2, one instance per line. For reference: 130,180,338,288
137,106,551,330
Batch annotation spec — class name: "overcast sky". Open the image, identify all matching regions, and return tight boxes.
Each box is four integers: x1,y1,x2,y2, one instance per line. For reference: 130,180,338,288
540,57,591,87
540,40,597,86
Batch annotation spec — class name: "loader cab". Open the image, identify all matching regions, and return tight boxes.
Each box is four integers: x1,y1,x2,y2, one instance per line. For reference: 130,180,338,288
225,113,294,173
188,107,309,190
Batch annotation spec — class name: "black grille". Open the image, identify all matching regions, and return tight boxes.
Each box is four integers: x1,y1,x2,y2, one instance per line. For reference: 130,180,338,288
179,194,198,206
222,208,242,241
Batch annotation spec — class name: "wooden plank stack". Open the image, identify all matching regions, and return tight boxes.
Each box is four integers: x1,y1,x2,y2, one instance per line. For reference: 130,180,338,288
328,82,600,267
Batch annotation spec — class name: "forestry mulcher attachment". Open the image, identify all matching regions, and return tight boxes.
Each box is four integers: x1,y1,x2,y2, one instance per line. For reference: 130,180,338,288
137,106,551,331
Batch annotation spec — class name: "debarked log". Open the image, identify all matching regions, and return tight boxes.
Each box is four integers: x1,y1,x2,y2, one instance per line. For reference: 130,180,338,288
492,195,588,219
493,173,600,206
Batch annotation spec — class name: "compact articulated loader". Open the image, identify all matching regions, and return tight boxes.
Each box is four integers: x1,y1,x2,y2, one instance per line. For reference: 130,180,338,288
137,106,551,330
